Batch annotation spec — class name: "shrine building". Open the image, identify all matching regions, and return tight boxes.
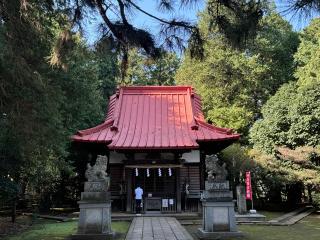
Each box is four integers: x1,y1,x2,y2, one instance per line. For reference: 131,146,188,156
72,86,240,213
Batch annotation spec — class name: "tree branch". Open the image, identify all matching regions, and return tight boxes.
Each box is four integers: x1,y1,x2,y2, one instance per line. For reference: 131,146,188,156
117,0,128,25
94,0,126,45
126,0,194,29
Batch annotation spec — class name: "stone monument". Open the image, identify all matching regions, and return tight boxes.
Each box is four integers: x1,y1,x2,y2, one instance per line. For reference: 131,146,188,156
72,155,113,240
197,155,243,239
235,185,266,222
236,185,247,214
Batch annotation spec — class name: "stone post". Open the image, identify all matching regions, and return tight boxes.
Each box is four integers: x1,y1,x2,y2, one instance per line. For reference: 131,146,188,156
236,185,247,214
197,155,243,239
72,156,113,240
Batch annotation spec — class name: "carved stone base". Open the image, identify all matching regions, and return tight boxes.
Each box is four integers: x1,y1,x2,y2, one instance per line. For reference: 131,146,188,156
201,201,238,232
205,181,229,190
197,228,244,239
81,191,111,202
203,181,233,201
202,190,233,201
75,201,112,236
71,233,114,240
84,181,109,192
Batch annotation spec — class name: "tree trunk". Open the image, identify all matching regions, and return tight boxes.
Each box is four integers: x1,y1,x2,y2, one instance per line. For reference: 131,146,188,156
11,197,16,223
307,185,313,203
286,183,303,208
268,185,282,203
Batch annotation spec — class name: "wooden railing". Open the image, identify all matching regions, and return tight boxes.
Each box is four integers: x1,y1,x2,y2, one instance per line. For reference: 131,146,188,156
130,197,177,213
185,190,201,212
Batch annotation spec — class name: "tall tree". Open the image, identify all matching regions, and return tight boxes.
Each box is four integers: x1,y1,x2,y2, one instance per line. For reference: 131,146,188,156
176,8,298,134
249,82,320,166
294,18,320,87
249,19,320,205
0,0,271,68
250,18,320,153
1,1,317,63
0,0,118,209
121,49,180,86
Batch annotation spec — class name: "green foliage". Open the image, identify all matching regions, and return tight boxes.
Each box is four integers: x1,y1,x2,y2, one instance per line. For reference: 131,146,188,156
250,79,320,153
221,144,253,175
249,82,297,152
220,144,281,202
0,0,62,202
312,192,320,207
121,49,180,86
249,82,320,201
248,18,320,203
220,143,254,186
1,0,316,67
0,0,117,207
206,0,267,49
176,10,298,134
294,18,320,87
95,40,119,102
252,12,299,92
0,177,19,202
249,82,320,191
249,147,320,186
176,40,261,133
208,106,253,132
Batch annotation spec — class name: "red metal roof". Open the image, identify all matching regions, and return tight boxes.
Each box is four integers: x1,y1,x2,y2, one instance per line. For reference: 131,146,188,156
72,86,240,149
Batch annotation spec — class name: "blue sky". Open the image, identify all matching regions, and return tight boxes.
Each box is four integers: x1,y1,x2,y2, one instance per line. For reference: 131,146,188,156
84,0,319,45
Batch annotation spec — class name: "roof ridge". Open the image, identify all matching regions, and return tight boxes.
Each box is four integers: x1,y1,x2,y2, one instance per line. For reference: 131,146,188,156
195,118,237,135
188,87,199,130
110,88,124,131
119,85,193,91
75,119,114,137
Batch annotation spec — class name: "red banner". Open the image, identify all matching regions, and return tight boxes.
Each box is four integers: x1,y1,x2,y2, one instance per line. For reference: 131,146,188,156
245,171,252,200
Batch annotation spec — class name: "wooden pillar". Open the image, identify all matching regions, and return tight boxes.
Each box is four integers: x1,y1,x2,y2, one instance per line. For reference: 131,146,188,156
199,151,205,214
176,168,181,212
199,151,205,190
126,168,132,212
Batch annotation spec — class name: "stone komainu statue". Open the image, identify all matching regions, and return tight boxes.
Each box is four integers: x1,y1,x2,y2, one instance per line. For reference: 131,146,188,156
85,155,110,189
205,155,228,181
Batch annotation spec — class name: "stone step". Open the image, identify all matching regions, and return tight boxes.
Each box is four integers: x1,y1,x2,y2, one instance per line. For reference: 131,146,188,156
268,206,308,223
285,207,315,224
271,208,315,226
266,206,315,226
235,213,266,223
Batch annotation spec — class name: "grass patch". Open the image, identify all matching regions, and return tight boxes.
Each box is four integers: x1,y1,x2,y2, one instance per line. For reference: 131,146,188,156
240,213,320,240
4,219,130,240
257,211,284,220
184,212,320,240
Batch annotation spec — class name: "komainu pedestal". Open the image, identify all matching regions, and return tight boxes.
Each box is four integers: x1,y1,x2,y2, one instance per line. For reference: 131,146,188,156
197,155,243,239
72,156,113,240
